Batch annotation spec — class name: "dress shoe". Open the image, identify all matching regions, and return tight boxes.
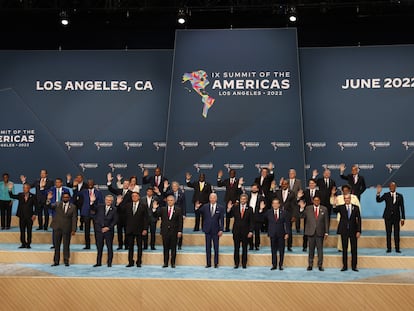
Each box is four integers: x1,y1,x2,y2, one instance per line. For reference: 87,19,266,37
279,266,284,271
116,247,123,250
107,264,112,267
341,267,348,271
193,229,200,232
214,264,218,268
287,248,293,252
242,266,247,269
162,265,168,268
143,247,148,250
224,229,230,232
302,248,307,252
255,247,260,251
126,263,134,267
93,264,102,267
270,266,277,270
319,267,324,271
26,245,31,249
352,268,359,272
234,266,239,269
65,263,70,267
178,246,182,250
5,227,10,230
396,250,401,253
51,263,59,266
18,245,26,249
79,226,83,231
386,249,391,253
36,227,43,231
171,265,176,268
1,227,5,230
307,266,313,271
83,246,90,250
338,249,342,252
151,247,156,250
50,246,55,249
136,264,141,268
124,246,129,250
44,227,48,231
249,247,254,250
205,265,211,268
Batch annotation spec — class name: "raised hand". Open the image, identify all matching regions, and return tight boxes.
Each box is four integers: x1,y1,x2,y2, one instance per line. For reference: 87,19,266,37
376,184,382,194
66,173,72,182
227,200,234,212
339,163,346,173
298,200,306,210
217,170,223,179
152,200,159,209
279,177,284,186
153,186,160,194
116,195,123,206
297,189,304,199
259,200,266,211
47,191,53,200
107,172,113,183
7,182,14,191
143,169,149,177
90,192,96,203
185,172,192,180
312,169,318,178
40,178,46,189
20,175,26,183
116,174,122,181
331,186,337,196
268,162,274,171
194,201,202,210
238,177,244,186
163,180,170,190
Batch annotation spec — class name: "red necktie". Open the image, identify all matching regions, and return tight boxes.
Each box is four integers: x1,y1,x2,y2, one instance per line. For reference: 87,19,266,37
168,207,172,219
275,211,278,221
241,206,245,219
314,207,319,219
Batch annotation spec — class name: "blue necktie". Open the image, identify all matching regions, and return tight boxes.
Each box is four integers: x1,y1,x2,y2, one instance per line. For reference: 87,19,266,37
347,205,351,219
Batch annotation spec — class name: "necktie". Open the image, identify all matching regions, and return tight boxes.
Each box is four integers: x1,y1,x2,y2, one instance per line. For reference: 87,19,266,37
314,207,319,219
89,189,93,200
123,189,127,197
168,207,172,219
325,179,329,188
200,182,204,191
133,203,137,215
275,210,278,221
260,177,264,186
57,189,61,202
230,179,234,187
354,175,358,184
347,205,351,219
210,205,214,217
64,203,68,214
241,205,245,219
24,194,28,202
290,179,294,190
311,190,314,198
283,190,287,202
156,176,159,187
105,206,110,216
392,193,396,204
175,192,178,201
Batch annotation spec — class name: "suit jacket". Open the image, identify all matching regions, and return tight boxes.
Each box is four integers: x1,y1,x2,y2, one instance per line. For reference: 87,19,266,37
273,189,298,219
73,188,104,217
340,173,366,199
266,209,291,238
376,192,405,220
92,204,118,232
301,204,329,237
248,192,267,222
299,189,321,206
254,172,274,197
198,203,225,234
315,178,336,208
217,178,242,204
43,186,71,216
49,201,77,233
163,189,187,216
107,184,133,215
29,178,54,207
143,175,168,190
141,195,160,223
9,191,37,219
67,181,88,209
125,201,149,235
228,203,254,236
155,205,183,237
288,178,302,195
333,204,362,235
186,181,212,204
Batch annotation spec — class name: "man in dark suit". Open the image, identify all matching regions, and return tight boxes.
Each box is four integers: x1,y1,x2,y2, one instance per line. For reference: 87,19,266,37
299,196,329,271
265,198,290,270
339,164,366,200
66,173,88,230
376,182,405,253
141,187,159,250
8,183,37,248
142,167,169,196
247,183,267,250
227,194,254,269
195,193,224,268
72,179,104,249
253,162,275,198
125,192,149,267
107,172,132,250
153,195,183,268
47,192,77,266
334,194,362,271
297,178,321,252
186,172,212,231
91,195,118,267
217,169,243,232
21,169,53,231
163,181,187,249
312,168,336,222
273,179,297,251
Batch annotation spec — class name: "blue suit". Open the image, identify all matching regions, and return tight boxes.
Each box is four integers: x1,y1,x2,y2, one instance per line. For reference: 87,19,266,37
265,208,290,268
198,203,225,266
44,187,71,217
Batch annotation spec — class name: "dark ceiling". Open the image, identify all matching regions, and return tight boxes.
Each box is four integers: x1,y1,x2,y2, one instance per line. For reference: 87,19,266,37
1,0,414,49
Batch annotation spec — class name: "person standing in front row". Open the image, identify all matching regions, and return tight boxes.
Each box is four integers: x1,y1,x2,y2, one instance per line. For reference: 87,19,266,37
152,195,183,268
227,194,254,269
195,193,224,268
47,192,77,267
265,198,290,270
334,194,361,272
299,196,329,271
376,182,405,253
91,194,118,267
8,183,37,248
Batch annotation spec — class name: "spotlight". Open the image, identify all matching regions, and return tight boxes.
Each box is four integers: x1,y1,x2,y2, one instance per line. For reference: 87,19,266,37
60,11,69,26
177,9,186,25
288,6,297,23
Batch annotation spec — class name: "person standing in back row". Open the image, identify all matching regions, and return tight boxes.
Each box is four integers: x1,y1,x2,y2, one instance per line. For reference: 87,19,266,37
339,164,366,200
186,172,212,231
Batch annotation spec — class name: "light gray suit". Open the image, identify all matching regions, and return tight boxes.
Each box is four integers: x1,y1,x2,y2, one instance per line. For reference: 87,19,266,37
50,201,77,264
301,204,329,268
288,178,302,195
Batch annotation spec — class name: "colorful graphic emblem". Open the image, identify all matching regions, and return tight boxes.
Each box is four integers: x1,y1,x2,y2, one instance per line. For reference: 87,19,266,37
182,70,215,118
